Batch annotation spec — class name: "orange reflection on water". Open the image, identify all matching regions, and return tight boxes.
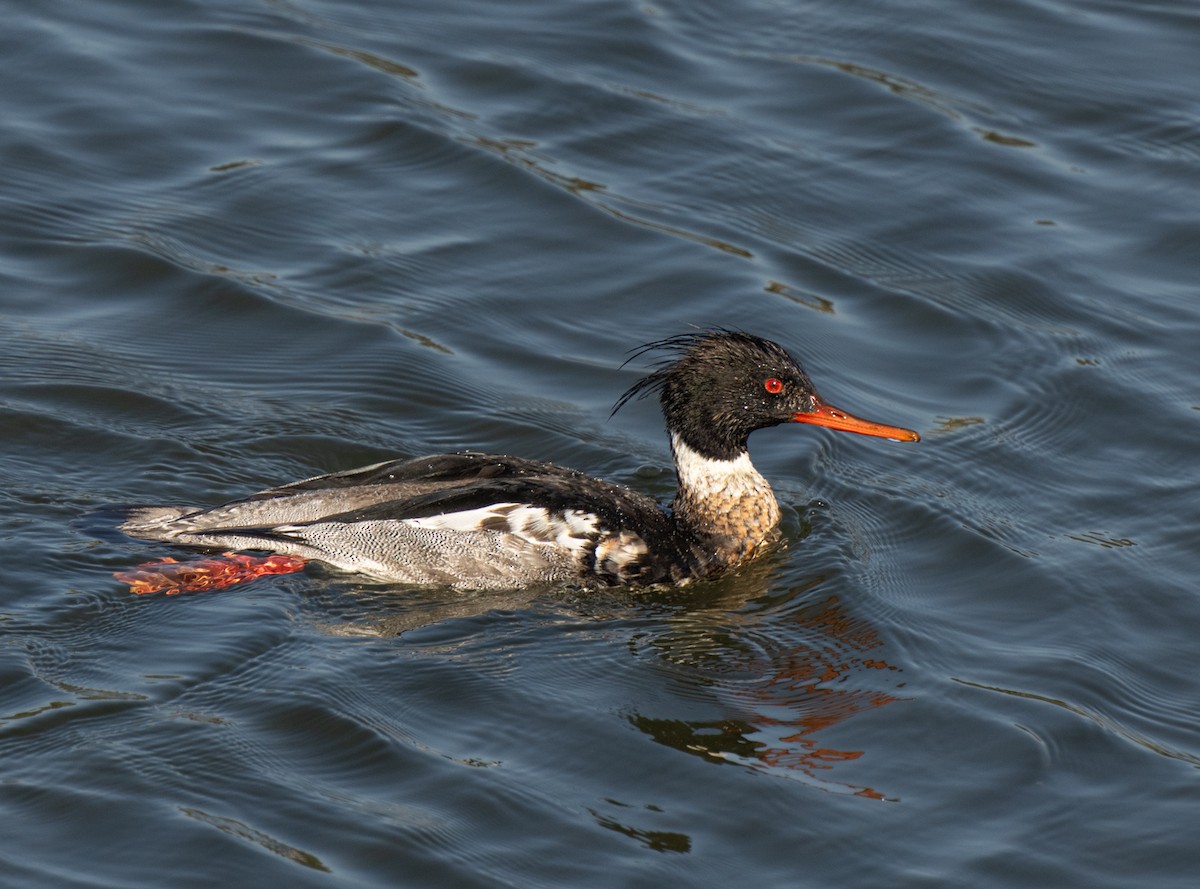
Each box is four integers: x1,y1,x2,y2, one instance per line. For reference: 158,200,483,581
740,595,905,798
634,593,906,799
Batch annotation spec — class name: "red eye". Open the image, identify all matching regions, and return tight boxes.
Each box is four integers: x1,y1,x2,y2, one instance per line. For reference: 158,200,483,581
764,377,783,394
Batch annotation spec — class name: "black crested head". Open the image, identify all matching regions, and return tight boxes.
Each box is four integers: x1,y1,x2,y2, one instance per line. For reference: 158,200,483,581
612,330,819,460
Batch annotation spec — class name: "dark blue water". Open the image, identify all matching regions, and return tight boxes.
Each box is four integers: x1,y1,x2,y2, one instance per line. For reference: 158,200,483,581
3,0,1199,886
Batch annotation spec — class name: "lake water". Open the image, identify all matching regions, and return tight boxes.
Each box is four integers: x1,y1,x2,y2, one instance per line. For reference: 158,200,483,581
2,0,1199,886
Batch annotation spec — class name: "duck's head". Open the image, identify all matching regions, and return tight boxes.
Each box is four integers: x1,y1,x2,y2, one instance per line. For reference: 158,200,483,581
614,330,919,460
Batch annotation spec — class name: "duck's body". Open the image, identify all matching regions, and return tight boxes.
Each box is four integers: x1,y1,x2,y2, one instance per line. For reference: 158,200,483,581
119,332,917,592
122,452,711,589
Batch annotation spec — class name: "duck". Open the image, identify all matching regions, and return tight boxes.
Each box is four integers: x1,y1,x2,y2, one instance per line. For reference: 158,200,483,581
117,331,918,593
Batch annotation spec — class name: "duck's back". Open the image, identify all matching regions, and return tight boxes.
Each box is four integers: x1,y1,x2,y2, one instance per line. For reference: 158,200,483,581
121,453,706,589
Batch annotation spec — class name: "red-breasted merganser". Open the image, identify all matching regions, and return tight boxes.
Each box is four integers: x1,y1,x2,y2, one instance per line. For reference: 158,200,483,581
118,331,918,593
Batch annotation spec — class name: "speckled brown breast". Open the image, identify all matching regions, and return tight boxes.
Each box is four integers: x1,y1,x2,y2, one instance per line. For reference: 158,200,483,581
674,484,782,569
666,433,784,571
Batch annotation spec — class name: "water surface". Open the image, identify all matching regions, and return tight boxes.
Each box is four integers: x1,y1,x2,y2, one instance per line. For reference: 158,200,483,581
2,0,1199,886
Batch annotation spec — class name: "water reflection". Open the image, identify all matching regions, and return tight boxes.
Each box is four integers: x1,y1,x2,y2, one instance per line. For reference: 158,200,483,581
588,801,691,854
308,580,544,638
315,560,906,800
629,587,906,800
